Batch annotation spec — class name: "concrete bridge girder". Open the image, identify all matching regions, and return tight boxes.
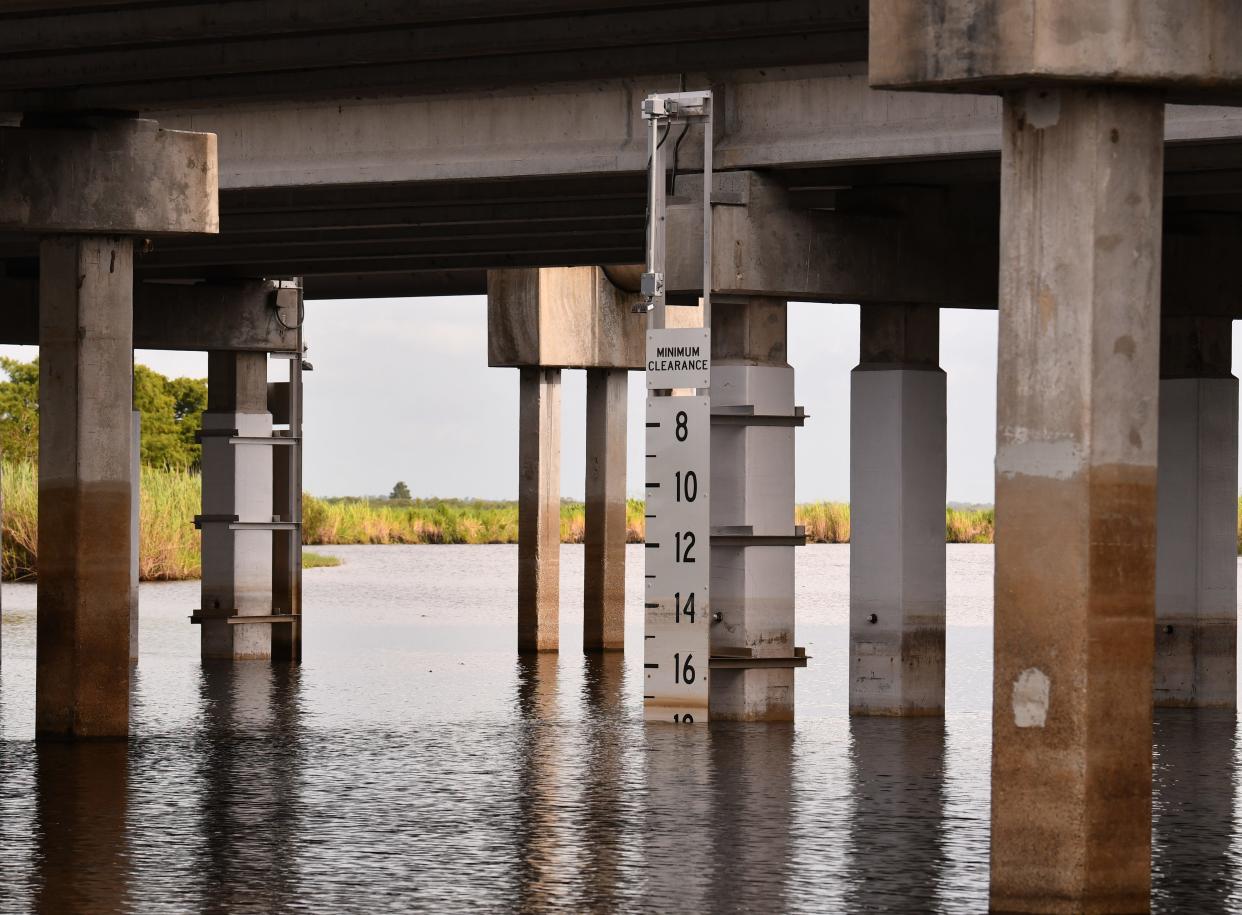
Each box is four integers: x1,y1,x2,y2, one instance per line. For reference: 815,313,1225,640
666,168,1242,318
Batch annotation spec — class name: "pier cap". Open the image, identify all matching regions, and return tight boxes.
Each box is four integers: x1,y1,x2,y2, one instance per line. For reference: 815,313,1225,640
870,0,1242,102
0,117,218,235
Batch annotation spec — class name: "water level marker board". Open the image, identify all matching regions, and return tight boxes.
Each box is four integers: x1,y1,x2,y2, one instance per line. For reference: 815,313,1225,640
644,330,711,722
639,89,713,724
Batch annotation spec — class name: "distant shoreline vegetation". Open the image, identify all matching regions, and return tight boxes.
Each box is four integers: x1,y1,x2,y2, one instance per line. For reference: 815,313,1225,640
301,495,998,546
0,460,339,582
11,460,1242,581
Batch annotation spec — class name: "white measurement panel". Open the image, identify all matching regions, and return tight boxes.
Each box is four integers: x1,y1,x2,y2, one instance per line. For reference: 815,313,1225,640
646,328,710,390
644,388,710,723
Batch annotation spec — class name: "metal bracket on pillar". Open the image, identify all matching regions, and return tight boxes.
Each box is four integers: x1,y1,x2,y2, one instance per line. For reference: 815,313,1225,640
710,525,808,548
189,610,298,626
710,405,808,427
709,646,809,670
641,88,714,724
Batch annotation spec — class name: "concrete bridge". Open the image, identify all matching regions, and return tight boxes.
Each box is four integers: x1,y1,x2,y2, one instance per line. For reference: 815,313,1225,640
2,2,1242,911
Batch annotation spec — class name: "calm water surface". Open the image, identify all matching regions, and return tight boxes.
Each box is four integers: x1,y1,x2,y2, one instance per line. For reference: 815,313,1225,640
0,544,1238,913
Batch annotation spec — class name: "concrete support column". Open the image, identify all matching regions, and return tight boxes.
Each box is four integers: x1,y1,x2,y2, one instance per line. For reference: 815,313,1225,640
849,304,946,716
36,236,135,740
130,410,140,664
991,88,1164,912
583,368,627,652
518,367,562,652
1155,316,1237,708
200,351,273,661
710,297,797,720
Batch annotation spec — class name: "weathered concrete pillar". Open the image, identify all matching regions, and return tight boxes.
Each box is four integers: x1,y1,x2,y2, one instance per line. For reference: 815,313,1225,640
990,88,1163,912
583,368,628,652
868,6,1242,908
850,304,946,716
1155,316,1237,708
1,116,217,739
199,351,274,661
130,410,140,664
518,367,562,652
36,236,135,740
710,297,799,721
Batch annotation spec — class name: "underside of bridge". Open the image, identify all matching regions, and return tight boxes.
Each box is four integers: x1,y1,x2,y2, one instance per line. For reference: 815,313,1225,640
4,3,1242,914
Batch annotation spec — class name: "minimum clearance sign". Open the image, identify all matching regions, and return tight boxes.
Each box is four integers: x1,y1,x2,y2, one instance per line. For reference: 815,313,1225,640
646,328,711,390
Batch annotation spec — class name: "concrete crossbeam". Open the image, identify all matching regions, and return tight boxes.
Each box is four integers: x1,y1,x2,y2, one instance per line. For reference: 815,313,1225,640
488,267,644,369
36,236,135,740
0,117,217,235
668,171,999,308
0,278,298,352
871,1,1242,102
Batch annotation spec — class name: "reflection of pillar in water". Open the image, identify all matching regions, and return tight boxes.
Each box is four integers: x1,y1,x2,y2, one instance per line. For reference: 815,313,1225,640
194,662,302,912
33,743,130,914
1152,709,1237,908
512,653,566,910
642,725,713,912
843,718,947,911
579,652,629,909
709,724,795,912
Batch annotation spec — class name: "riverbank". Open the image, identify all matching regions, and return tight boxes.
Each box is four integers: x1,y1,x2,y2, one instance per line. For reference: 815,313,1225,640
0,461,340,581
25,459,1242,579
301,496,997,546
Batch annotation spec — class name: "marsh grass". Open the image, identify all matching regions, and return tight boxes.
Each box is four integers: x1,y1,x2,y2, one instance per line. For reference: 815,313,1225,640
792,502,994,544
1,461,344,581
301,496,647,546
1,459,1060,580
303,551,342,569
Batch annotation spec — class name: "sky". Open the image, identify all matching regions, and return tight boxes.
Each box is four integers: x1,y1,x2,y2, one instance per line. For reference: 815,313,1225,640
1,298,1238,503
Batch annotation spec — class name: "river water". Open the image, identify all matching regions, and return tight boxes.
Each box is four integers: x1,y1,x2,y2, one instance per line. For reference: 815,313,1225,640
0,544,1237,913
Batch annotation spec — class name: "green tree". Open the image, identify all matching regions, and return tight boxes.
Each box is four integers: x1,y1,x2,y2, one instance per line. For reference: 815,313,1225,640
164,374,208,469
0,358,209,470
389,480,412,501
0,357,39,464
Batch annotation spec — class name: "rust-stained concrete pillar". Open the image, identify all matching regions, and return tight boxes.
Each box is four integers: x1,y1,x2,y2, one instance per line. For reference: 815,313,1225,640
36,236,135,740
130,410,140,664
991,88,1163,912
200,351,274,661
584,368,627,652
870,4,1242,910
4,117,218,739
1155,316,1237,708
849,304,946,716
518,367,562,652
710,297,800,720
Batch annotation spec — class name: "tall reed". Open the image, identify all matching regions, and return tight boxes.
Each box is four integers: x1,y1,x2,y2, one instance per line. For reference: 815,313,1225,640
300,496,647,546
1,460,202,581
